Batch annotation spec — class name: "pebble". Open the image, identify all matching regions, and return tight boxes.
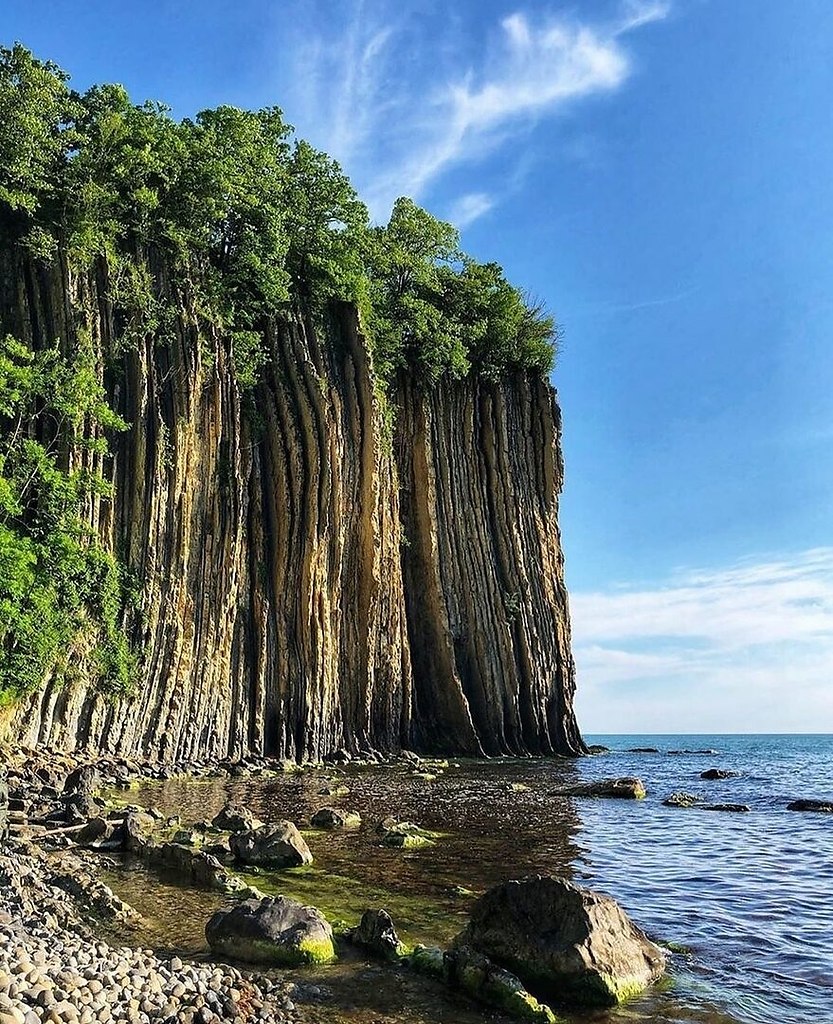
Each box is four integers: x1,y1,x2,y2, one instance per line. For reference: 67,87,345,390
0,844,300,1024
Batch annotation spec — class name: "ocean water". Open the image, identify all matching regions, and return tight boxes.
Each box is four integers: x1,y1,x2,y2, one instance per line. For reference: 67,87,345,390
107,735,833,1024
578,734,833,1024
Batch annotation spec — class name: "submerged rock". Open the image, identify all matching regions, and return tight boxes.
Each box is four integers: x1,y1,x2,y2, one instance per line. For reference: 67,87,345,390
700,768,739,780
230,822,313,867
627,747,659,753
586,745,609,754
311,807,362,830
787,799,833,813
552,777,646,800
206,896,336,965
457,875,665,1008
350,909,407,960
702,803,749,813
445,946,559,1023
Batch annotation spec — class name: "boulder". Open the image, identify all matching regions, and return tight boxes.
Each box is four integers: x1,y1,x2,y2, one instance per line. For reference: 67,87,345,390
787,799,833,813
350,909,407,960
457,876,665,1008
212,803,263,833
206,896,335,965
121,810,156,851
311,807,361,830
444,946,559,1023
64,766,101,799
552,778,646,800
77,817,113,845
230,822,312,868
702,803,749,813
586,745,609,755
662,792,702,808
700,769,738,780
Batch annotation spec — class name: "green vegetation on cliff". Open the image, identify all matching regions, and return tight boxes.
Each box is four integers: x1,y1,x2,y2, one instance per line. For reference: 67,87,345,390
0,43,560,705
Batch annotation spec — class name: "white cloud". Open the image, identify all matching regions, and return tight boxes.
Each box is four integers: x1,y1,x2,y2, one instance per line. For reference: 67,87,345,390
572,549,833,733
446,192,495,228
282,0,670,224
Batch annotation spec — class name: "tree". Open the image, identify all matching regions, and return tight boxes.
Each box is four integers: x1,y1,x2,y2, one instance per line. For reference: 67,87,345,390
0,44,73,219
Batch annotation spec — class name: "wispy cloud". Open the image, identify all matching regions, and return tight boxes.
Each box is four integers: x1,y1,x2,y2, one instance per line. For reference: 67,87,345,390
282,0,670,224
447,192,496,228
572,549,833,732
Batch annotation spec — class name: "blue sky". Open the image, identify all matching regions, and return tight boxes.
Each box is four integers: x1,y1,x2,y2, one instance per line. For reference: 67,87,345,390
3,0,831,732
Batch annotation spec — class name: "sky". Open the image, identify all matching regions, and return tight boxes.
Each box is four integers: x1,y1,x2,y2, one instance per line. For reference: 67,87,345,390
3,0,831,733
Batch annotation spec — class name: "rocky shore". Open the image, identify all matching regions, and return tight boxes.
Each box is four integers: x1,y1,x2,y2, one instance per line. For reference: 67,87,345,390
0,746,674,1024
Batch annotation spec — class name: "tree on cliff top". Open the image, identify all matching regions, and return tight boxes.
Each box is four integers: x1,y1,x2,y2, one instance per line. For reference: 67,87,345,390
0,44,558,388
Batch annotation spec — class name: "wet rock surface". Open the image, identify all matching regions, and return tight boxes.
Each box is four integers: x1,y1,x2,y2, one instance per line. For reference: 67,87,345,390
551,778,647,800
349,909,406,961
206,897,336,966
230,823,313,869
457,876,666,1008
786,799,833,813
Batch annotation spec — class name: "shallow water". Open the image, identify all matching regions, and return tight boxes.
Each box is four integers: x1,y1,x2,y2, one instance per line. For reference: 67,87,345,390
104,734,833,1024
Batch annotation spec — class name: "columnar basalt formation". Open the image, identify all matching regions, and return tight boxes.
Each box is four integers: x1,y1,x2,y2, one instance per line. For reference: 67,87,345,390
0,248,585,760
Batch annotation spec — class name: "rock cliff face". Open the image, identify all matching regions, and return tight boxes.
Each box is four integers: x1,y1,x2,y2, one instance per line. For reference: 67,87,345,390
0,249,585,760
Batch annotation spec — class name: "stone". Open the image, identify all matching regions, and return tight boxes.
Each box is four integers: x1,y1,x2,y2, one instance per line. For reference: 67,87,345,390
211,804,262,833
700,769,738,780
551,778,646,800
205,897,335,965
586,745,609,754
350,910,406,960
786,799,833,813
662,792,701,808
310,807,361,830
76,818,112,845
702,803,749,813
120,811,155,852
444,947,558,1023
63,767,101,800
230,823,312,868
457,876,665,1008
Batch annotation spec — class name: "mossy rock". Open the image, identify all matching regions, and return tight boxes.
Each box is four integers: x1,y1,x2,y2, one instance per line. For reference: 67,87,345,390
206,896,336,966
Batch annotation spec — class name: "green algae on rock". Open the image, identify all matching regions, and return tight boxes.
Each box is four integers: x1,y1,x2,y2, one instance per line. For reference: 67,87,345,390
205,896,336,966
456,876,666,1009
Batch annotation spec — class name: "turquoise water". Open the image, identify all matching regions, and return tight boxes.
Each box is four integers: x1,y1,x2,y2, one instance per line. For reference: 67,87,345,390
580,734,833,1024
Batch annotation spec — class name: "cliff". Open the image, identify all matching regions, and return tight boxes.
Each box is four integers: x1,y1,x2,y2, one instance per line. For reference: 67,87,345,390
0,247,585,761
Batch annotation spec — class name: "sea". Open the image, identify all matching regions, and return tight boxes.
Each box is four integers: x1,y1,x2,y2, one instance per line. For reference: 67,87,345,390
578,734,833,1024
106,734,833,1024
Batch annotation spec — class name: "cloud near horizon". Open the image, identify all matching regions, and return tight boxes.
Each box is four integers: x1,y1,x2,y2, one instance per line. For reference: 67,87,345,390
572,548,833,734
285,0,670,224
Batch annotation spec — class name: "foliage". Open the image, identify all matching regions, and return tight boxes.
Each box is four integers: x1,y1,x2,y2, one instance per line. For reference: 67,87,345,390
0,333,134,705
0,45,561,703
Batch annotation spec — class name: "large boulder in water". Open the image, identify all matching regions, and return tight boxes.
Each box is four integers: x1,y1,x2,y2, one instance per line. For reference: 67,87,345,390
206,896,335,965
456,876,665,1008
230,822,312,867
